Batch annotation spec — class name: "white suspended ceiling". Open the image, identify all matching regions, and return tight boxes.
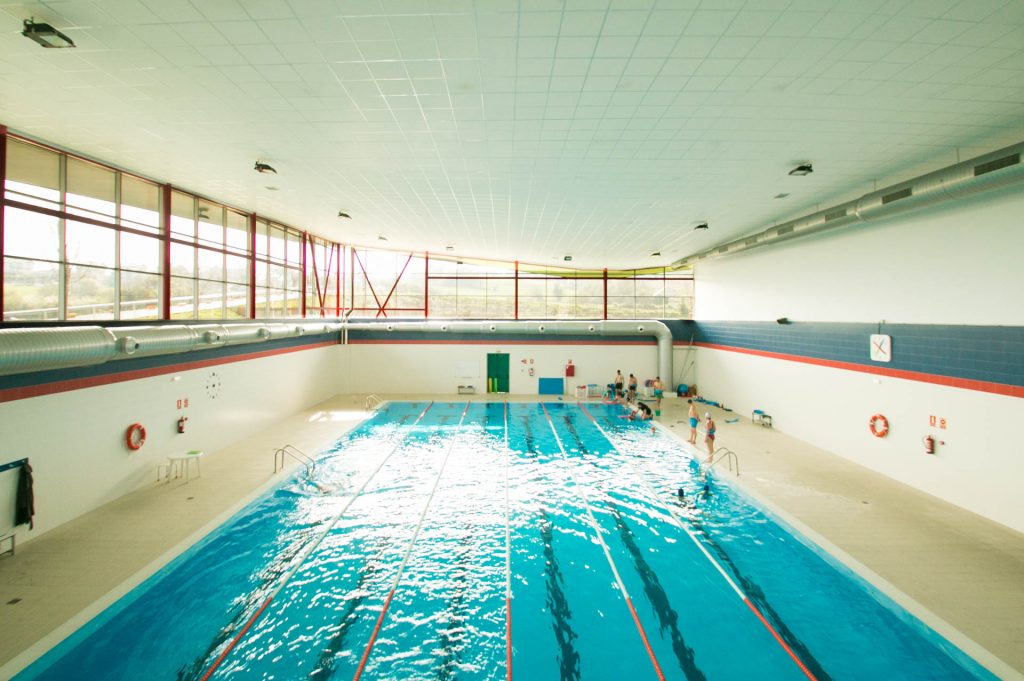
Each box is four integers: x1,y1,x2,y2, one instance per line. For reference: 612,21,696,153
0,0,1022,269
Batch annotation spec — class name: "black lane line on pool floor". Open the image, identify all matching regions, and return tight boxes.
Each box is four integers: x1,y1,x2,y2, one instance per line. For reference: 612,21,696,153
352,402,471,681
433,526,477,680
579,403,825,681
510,404,582,681
539,509,582,681
605,500,708,681
594,410,831,681
666,497,833,681
196,401,437,681
502,401,513,681
541,403,667,681
307,541,387,679
554,409,707,680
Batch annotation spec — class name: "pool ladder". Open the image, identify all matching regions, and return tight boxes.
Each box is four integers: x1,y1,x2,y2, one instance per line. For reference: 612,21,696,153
273,444,316,475
365,393,384,410
705,447,740,477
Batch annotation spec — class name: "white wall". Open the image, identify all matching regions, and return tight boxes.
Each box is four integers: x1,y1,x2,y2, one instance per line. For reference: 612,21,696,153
696,187,1024,325
693,187,1024,531
0,344,339,542
699,348,1023,532
339,342,659,397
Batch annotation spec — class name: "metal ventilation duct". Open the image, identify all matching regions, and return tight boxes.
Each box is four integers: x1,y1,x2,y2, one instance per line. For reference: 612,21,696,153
674,141,1024,267
0,319,673,385
0,323,338,377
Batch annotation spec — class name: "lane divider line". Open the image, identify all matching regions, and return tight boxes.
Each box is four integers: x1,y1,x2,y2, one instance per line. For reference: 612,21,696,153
577,403,818,681
540,403,666,681
352,401,471,681
199,401,435,681
504,400,513,681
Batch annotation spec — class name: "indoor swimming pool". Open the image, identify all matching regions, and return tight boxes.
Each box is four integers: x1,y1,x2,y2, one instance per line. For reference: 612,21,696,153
17,401,997,680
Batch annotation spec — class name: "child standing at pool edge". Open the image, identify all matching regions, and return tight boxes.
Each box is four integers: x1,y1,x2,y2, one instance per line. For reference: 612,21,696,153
704,413,716,461
687,399,699,444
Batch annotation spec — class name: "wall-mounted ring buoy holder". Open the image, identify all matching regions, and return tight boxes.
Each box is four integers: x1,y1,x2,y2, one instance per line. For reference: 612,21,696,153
126,423,147,450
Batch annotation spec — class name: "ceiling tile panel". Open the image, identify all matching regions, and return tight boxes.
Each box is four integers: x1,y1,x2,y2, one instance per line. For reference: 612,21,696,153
3,0,1021,268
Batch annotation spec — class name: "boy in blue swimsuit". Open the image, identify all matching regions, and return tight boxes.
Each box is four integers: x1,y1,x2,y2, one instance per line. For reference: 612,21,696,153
652,376,664,414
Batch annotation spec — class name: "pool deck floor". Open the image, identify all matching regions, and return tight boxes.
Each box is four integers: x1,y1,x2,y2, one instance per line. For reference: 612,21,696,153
0,393,1021,679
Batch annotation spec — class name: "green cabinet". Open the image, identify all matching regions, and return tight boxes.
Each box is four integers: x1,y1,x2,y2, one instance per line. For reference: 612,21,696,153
486,353,509,393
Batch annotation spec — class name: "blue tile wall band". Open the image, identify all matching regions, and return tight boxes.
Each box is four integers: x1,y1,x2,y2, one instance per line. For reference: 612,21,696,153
684,322,1024,389
2,321,1020,396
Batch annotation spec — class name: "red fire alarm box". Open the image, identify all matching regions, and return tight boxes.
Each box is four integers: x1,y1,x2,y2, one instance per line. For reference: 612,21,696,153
565,360,575,377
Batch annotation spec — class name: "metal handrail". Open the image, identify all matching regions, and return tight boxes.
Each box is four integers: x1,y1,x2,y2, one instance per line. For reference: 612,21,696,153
365,394,384,409
704,447,740,476
273,444,315,475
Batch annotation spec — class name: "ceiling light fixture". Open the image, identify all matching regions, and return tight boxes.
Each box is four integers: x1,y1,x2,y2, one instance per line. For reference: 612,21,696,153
788,163,813,176
650,251,661,257
254,161,277,174
774,193,790,199
445,245,455,251
378,235,388,241
22,18,75,48
337,211,351,219
563,255,573,262
694,223,709,230
265,186,278,191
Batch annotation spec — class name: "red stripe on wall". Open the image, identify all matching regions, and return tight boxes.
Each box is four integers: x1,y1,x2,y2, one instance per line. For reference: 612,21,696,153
0,341,337,404
348,339,655,346
694,342,1024,399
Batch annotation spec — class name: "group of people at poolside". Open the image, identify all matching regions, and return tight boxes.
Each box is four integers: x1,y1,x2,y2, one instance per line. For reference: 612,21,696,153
606,370,717,461
607,370,664,421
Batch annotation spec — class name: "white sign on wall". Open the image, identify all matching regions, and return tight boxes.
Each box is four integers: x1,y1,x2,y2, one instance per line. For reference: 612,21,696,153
455,361,478,378
869,334,892,362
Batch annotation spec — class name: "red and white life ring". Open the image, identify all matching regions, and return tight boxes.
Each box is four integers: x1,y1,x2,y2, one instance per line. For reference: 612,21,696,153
868,414,889,438
126,423,147,450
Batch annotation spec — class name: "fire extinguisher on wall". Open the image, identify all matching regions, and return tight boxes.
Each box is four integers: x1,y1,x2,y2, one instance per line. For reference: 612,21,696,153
923,435,935,454
178,416,188,434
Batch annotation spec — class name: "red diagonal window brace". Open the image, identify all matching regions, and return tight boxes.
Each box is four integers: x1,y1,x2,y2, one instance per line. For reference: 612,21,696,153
352,250,413,318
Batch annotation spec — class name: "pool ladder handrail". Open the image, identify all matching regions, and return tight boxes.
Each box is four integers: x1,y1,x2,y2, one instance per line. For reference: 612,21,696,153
273,444,316,475
365,393,384,409
705,447,740,477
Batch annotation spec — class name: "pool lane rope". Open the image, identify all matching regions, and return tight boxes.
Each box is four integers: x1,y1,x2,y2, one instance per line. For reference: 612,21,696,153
352,401,471,681
541,402,667,681
577,403,819,681
198,401,436,681
504,400,513,681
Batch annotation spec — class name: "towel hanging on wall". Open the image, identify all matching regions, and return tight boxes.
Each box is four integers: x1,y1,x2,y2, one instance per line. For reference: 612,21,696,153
15,461,34,530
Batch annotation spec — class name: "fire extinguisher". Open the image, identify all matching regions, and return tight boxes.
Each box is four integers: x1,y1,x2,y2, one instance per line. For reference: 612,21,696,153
178,416,188,434
923,435,935,454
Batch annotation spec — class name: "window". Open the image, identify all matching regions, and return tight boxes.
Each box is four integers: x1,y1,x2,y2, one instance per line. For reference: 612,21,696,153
3,132,691,323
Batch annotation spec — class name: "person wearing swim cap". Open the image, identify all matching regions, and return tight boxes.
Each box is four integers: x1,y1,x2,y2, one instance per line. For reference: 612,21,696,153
704,413,716,460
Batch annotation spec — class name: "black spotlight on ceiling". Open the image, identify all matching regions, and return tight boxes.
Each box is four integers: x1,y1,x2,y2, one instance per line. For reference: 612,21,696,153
776,317,791,325
22,18,75,48
694,223,709,231
337,211,351,219
254,161,277,174
788,163,813,176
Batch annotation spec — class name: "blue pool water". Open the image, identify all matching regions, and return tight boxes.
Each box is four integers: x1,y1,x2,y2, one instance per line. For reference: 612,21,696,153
18,401,998,680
